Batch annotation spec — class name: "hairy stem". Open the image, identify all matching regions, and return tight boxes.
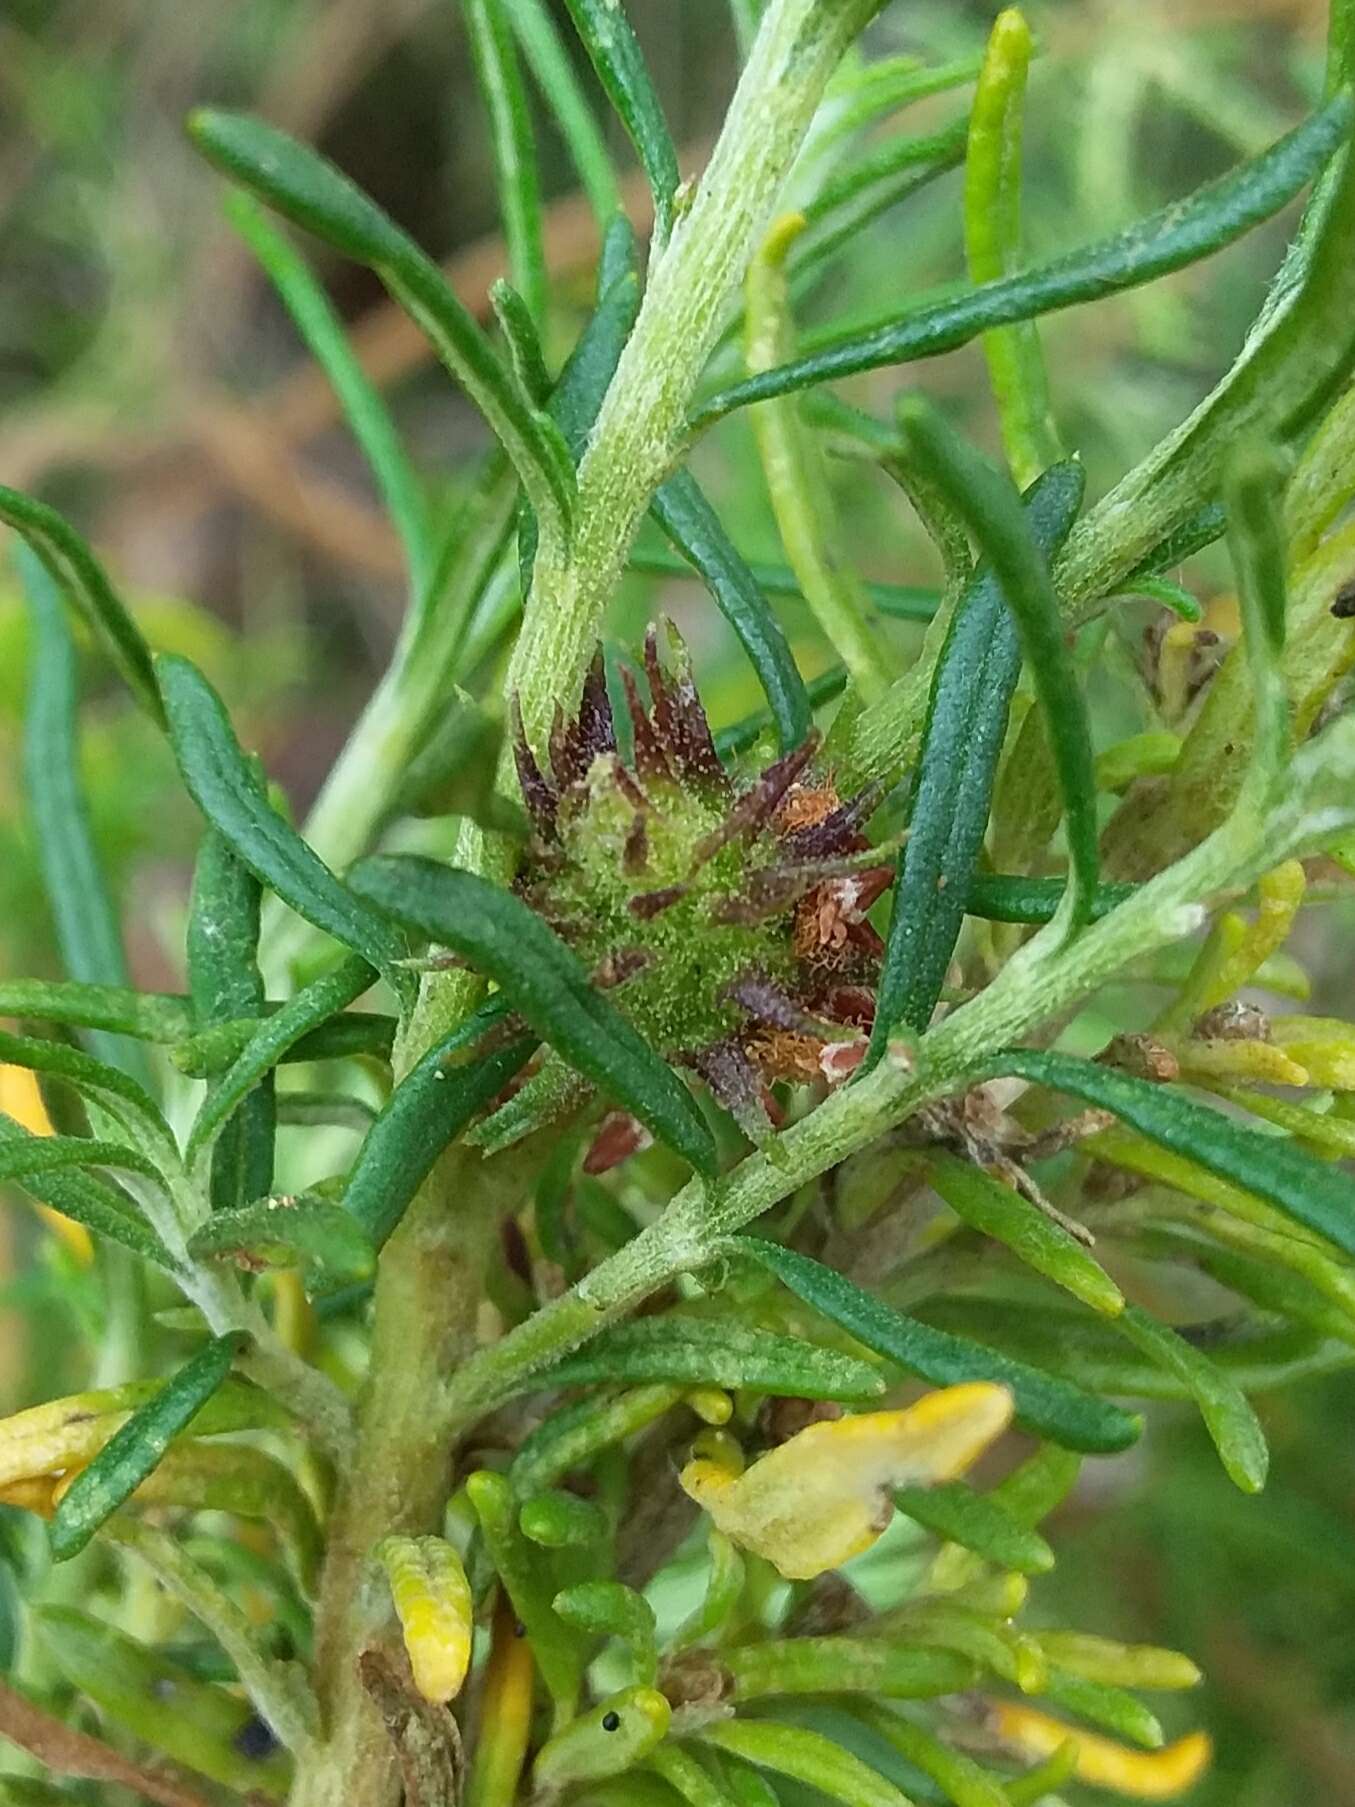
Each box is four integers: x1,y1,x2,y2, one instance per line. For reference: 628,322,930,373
288,1138,544,1807
509,0,886,752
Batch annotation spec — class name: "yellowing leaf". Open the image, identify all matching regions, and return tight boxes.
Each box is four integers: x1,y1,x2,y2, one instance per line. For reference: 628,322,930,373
1270,1016,1355,1089
993,1702,1211,1800
679,1384,1012,1580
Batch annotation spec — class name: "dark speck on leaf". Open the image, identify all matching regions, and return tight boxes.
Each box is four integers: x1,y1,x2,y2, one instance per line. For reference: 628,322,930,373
234,1715,281,1761
602,1710,621,1732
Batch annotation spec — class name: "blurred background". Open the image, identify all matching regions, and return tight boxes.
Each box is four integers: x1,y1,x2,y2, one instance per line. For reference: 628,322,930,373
1,0,1351,1800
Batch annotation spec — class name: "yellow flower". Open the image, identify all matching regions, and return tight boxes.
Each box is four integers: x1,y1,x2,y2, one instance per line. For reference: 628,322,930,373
679,1383,1012,1580
994,1702,1211,1800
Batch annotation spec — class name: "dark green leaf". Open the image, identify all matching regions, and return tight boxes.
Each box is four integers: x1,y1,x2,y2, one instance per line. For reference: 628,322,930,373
157,653,404,976
187,110,573,542
189,820,275,1215
895,403,1098,925
964,873,1138,923
869,462,1084,1055
527,1314,886,1401
0,1136,162,1189
20,550,148,1080
692,94,1354,423
50,1334,244,1560
466,0,547,327
350,858,720,1175
891,1480,1054,1575
343,1001,537,1249
984,1048,1355,1259
651,472,813,753
188,1195,376,1291
1112,1304,1268,1492
491,277,552,403
518,221,639,589
0,1029,174,1157
0,980,193,1043
187,955,375,1165
737,1237,1141,1453
0,1115,175,1269
926,1151,1122,1316
172,1003,396,1077
4,492,161,721
503,0,620,226
560,0,679,245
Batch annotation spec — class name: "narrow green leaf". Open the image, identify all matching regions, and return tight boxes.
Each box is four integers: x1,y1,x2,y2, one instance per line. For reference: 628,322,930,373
794,119,968,281
172,1003,396,1078
0,1136,162,1189
985,1048,1355,1260
869,461,1084,1054
0,980,193,1043
526,1314,886,1402
963,874,1139,924
553,1580,657,1686
692,93,1353,422
227,192,433,597
722,1638,974,1702
927,1151,1123,1316
350,858,720,1176
157,653,404,976
465,1468,585,1721
492,277,552,403
519,1490,608,1548
851,1702,1008,1807
0,1029,175,1159
50,1334,244,1560
1039,1669,1163,1751
891,1478,1054,1575
4,493,161,721
20,549,148,1080
275,1090,377,1132
188,1194,375,1291
914,1295,1350,1401
186,109,574,550
698,1719,914,1807
738,1238,1141,1453
518,218,640,591
0,1114,176,1270
895,400,1098,926
465,0,547,326
503,0,620,226
964,8,1061,487
189,819,275,1215
187,955,375,1165
343,1002,537,1249
1112,1304,1268,1493
1224,443,1291,798
560,0,679,247
651,472,813,752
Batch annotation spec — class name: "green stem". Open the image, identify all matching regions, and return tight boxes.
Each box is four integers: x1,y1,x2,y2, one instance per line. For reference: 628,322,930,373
507,0,887,752
287,1138,547,1807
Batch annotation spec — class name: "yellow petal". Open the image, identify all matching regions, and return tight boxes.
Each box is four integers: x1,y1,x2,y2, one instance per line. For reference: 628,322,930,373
993,1703,1211,1800
679,1385,1012,1580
